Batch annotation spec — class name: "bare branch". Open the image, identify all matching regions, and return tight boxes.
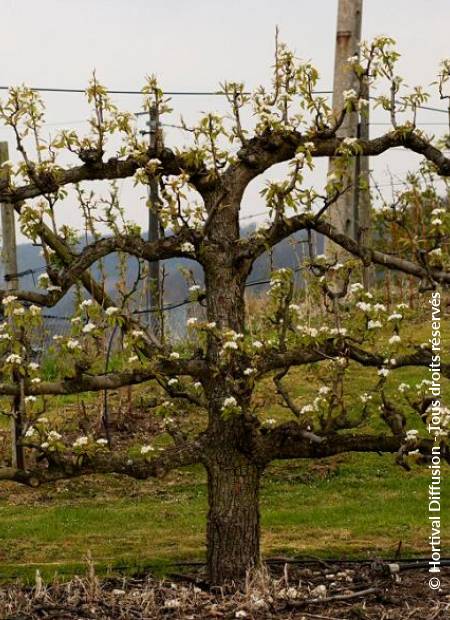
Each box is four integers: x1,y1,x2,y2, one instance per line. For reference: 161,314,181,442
0,436,205,487
261,422,449,462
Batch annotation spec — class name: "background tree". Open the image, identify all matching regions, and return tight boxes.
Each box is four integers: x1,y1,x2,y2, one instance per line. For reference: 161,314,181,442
0,36,449,584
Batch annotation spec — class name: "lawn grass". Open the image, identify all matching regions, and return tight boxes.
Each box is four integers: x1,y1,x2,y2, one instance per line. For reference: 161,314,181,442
0,452,448,583
0,312,448,583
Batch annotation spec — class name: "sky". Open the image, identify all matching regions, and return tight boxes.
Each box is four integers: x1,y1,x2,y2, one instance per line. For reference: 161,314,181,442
1,0,450,241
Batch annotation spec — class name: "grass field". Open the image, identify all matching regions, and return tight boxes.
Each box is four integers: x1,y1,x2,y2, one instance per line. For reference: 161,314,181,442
0,452,448,582
0,314,449,583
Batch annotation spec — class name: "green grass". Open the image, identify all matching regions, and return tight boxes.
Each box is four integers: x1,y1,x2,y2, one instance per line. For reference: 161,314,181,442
0,453,448,582
0,313,449,583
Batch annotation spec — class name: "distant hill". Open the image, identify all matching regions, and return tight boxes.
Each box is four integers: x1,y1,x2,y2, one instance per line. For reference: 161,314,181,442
6,225,323,333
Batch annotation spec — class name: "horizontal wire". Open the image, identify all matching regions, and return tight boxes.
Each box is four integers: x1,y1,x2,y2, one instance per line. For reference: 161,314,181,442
0,83,448,114
0,86,334,97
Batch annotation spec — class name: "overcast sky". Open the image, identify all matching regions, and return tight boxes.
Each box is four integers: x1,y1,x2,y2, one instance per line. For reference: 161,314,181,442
1,0,450,241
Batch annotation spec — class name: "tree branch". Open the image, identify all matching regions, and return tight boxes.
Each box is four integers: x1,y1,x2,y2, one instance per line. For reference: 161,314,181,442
229,128,450,185
0,147,216,203
0,436,205,487
0,360,207,396
261,422,449,462
258,340,450,379
238,213,450,285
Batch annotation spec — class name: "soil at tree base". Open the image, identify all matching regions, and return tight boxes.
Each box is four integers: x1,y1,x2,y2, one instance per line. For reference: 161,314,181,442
0,561,448,619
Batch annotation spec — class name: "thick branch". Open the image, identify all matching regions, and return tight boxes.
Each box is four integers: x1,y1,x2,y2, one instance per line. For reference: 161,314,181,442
238,214,450,285
0,360,207,396
230,128,450,185
0,147,215,203
0,436,205,486
258,340,450,379
262,422,448,461
0,232,202,306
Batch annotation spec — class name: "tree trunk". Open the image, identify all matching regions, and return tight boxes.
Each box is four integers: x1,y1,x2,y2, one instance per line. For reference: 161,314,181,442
202,189,262,584
206,451,262,584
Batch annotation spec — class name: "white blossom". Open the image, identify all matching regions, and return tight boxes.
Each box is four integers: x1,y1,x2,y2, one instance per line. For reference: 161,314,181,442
2,295,17,305
343,88,357,101
330,327,347,336
105,306,119,316
38,274,49,288
342,136,358,146
349,282,364,293
223,341,238,350
388,313,403,321
373,303,386,312
141,444,155,454
169,351,180,359
222,396,237,409
301,404,315,414
389,334,401,345
6,353,22,365
181,242,195,253
304,327,318,337
378,367,390,377
82,322,96,334
73,436,89,448
356,301,372,313
367,320,382,329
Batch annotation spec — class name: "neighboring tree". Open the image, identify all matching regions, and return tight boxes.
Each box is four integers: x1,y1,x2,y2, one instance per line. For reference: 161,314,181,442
0,37,449,583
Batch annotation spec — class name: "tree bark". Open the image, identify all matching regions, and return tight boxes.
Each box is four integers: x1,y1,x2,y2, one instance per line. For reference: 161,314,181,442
201,188,264,583
206,450,262,584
